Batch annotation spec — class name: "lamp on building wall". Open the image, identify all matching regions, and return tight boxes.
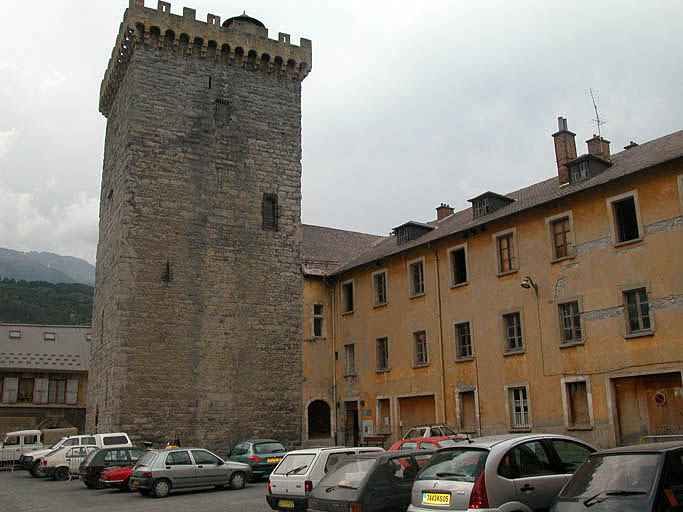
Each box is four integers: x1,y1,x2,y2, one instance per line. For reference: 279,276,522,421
521,276,538,295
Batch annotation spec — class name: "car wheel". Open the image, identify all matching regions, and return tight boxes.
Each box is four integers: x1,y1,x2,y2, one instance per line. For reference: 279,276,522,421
229,471,246,490
29,461,44,478
54,467,69,481
152,479,171,498
93,478,106,490
124,477,136,492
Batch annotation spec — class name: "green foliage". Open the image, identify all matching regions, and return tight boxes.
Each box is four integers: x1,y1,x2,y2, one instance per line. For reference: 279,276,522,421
0,278,93,324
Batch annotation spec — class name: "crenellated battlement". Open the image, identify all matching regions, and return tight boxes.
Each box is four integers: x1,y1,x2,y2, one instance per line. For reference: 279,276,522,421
99,0,312,117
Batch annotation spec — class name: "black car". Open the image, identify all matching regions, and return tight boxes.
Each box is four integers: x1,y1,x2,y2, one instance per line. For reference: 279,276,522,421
550,441,683,511
78,447,146,489
307,450,433,512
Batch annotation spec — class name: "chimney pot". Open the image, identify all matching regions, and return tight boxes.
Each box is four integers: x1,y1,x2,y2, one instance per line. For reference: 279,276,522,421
552,116,577,186
436,203,454,220
586,135,611,161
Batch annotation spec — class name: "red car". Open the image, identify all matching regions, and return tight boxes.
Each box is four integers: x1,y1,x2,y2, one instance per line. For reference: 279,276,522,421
99,465,135,491
389,436,467,452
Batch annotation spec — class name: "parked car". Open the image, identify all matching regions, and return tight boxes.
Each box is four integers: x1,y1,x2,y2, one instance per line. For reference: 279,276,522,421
22,432,131,477
402,425,467,440
408,433,595,511
78,446,146,489
130,447,252,498
308,450,434,512
390,436,466,452
550,441,683,511
1,427,76,466
266,446,384,511
227,439,286,479
40,444,99,480
100,465,136,491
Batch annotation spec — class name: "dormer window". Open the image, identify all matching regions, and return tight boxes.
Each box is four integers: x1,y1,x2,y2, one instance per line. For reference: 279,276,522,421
566,154,612,184
392,221,434,245
571,161,589,183
469,192,514,219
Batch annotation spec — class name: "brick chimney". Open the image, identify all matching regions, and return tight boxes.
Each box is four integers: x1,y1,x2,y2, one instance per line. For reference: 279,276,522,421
586,135,611,161
552,117,577,186
436,203,454,220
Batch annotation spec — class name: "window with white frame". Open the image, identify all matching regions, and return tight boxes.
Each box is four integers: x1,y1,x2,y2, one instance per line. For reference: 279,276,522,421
564,380,591,428
493,228,518,274
607,191,642,245
558,300,583,344
376,337,389,371
344,344,355,375
623,287,652,334
44,332,56,341
409,259,425,296
454,322,472,359
550,216,572,259
9,330,21,339
373,270,387,306
449,245,468,286
313,304,324,337
503,312,523,352
508,386,530,429
341,280,354,314
413,330,428,366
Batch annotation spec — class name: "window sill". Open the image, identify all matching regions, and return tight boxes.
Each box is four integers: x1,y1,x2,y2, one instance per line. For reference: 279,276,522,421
341,310,354,316
497,269,518,278
560,340,585,349
551,254,575,264
376,368,391,374
409,292,426,299
614,236,643,249
504,349,525,357
624,330,654,340
451,281,468,289
343,373,357,378
412,362,430,369
508,426,531,433
567,424,593,431
456,356,474,363
373,302,388,309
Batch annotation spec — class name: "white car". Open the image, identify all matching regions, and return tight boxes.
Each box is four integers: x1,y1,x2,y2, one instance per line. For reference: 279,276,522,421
40,444,99,480
266,446,384,511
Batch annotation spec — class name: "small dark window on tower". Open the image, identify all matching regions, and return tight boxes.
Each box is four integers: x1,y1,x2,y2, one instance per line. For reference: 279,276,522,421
262,193,279,231
215,99,229,124
207,76,212,89
613,197,640,242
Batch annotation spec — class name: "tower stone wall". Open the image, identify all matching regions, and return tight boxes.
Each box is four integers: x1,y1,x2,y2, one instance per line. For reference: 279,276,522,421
86,0,311,452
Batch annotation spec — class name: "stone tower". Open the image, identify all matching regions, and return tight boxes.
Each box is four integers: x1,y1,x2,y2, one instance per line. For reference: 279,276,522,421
86,0,311,452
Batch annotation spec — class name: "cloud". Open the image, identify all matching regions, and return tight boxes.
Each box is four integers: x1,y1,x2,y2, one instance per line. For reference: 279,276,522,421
41,71,67,93
0,128,18,161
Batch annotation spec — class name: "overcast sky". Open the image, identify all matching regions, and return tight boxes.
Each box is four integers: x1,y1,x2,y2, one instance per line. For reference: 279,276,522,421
1,1,681,265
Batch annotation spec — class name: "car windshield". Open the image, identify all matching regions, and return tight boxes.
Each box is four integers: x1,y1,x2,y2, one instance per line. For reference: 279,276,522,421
254,442,285,454
560,453,660,498
135,452,158,468
273,453,316,475
416,448,488,482
435,439,461,448
320,458,375,489
46,446,65,457
406,428,427,438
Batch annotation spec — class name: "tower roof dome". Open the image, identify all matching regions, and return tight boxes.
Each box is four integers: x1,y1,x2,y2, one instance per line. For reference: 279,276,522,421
222,12,266,28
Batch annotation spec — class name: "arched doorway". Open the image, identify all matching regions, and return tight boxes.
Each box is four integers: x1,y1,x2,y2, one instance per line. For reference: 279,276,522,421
307,400,331,439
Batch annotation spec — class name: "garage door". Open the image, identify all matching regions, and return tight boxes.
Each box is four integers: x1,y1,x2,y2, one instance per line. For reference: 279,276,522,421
398,395,435,436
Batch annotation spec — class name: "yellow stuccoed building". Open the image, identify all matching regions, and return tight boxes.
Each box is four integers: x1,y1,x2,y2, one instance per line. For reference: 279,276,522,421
301,119,683,449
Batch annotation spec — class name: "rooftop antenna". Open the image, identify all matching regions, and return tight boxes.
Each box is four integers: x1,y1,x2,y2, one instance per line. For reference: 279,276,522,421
589,88,606,137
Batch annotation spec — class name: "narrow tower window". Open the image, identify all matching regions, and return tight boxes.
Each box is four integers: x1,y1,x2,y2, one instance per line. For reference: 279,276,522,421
262,193,279,231
215,99,229,124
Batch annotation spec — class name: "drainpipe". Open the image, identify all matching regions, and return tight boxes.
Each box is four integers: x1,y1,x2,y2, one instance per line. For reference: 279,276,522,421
323,276,338,445
431,246,448,425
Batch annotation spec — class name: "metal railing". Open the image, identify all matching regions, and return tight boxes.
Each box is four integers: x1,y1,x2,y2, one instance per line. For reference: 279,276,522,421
639,434,683,444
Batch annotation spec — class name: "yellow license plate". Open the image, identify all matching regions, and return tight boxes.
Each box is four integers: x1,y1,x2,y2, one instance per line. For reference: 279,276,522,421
422,492,451,506
133,480,140,486
266,457,282,463
279,499,295,508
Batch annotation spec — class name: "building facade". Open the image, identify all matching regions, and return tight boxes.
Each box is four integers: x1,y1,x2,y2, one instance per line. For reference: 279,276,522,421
302,122,683,448
87,0,311,451
0,324,90,436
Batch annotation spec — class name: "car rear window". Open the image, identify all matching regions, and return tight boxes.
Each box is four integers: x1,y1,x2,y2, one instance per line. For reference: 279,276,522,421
417,448,488,483
560,453,661,497
254,442,286,454
435,439,460,448
273,453,316,475
320,458,375,489
102,435,128,446
82,449,99,465
135,451,157,468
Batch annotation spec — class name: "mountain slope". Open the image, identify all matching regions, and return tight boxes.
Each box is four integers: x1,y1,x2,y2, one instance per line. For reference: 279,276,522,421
0,248,95,285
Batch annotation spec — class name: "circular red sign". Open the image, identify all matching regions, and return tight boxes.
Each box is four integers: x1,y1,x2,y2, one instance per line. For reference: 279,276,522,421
654,392,666,406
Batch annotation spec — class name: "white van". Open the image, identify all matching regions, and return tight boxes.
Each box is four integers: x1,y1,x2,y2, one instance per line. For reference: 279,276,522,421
266,446,384,511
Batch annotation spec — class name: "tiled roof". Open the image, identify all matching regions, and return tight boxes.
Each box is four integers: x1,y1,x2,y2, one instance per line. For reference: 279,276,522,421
336,129,683,273
301,224,386,276
0,324,91,371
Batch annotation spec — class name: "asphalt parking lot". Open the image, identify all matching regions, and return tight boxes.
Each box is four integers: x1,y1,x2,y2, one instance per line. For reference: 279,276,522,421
0,469,273,512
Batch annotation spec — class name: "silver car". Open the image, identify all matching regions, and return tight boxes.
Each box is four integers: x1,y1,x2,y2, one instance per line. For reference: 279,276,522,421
130,447,252,498
408,433,594,512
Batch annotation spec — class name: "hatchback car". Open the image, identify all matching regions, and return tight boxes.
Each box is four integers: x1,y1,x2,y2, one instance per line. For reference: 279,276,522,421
266,446,383,511
390,436,466,452
408,433,595,511
100,465,136,491
78,447,146,488
227,439,286,479
308,450,433,512
550,441,683,511
131,447,252,498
